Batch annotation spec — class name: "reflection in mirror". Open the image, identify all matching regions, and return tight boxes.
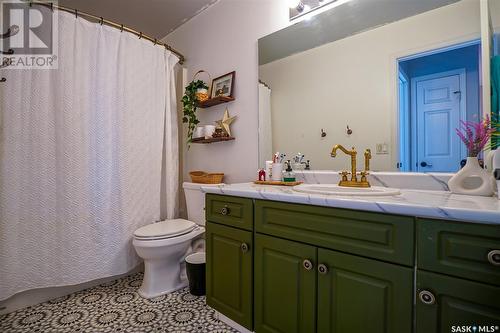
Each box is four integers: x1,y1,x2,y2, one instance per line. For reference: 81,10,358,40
258,0,485,172
490,0,500,144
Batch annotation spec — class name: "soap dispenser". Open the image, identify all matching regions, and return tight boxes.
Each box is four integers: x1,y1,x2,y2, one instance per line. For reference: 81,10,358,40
283,160,296,182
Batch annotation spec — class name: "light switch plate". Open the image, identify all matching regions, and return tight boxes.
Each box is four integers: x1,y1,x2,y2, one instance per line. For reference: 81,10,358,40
376,143,389,155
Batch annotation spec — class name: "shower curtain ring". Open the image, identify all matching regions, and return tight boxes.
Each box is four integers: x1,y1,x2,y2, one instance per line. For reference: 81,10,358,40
50,2,54,11
120,24,124,32
74,9,78,18
139,32,142,39
100,17,104,25
153,38,157,45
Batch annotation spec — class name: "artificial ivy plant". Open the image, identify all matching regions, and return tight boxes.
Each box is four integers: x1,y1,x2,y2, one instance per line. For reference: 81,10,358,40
182,79,208,147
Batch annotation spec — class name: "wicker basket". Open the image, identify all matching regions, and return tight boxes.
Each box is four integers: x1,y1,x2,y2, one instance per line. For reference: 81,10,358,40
189,171,224,184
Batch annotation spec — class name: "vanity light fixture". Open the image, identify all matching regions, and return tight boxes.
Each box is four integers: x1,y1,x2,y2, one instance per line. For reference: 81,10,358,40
288,0,305,13
290,0,352,21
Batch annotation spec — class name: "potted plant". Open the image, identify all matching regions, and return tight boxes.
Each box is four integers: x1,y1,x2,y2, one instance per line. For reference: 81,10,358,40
448,115,497,196
182,79,208,147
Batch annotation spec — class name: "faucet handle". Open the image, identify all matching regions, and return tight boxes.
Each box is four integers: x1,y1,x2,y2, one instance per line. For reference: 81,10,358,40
339,171,349,181
359,171,369,182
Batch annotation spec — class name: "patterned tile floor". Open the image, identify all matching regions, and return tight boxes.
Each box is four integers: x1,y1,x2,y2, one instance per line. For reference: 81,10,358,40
0,272,239,333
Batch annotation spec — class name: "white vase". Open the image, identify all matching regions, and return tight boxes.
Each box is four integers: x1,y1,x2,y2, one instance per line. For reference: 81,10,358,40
448,157,494,196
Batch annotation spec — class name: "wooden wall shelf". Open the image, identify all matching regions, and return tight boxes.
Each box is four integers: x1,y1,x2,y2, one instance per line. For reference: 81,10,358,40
191,136,235,144
197,96,235,108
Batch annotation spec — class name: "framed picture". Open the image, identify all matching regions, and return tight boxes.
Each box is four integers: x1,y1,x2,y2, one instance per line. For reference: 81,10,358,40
211,71,235,98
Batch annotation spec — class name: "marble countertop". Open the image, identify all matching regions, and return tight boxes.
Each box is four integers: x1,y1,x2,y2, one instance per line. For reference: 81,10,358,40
201,183,500,225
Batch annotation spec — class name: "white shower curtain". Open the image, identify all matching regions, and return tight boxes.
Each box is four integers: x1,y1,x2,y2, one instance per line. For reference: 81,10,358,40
0,12,178,300
258,82,273,165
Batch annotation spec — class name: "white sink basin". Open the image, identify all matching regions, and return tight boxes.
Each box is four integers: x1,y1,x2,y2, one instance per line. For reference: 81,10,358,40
293,184,401,196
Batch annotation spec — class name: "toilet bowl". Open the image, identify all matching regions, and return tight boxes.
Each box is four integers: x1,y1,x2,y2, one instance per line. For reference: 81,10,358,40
132,182,221,299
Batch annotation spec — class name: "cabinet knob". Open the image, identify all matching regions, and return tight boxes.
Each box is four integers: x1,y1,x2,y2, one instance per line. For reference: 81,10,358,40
241,243,249,253
220,205,230,216
487,250,500,266
418,290,436,305
318,264,328,275
302,259,313,271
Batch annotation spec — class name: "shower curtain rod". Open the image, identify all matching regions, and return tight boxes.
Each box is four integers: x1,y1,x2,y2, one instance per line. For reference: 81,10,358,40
26,0,185,64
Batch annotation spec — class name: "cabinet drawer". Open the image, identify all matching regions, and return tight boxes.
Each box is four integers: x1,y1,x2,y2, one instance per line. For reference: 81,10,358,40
206,194,253,231
418,219,500,286
255,200,414,266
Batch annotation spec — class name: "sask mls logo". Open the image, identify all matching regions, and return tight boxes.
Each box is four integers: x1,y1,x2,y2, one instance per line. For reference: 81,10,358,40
451,326,499,333
1,0,58,69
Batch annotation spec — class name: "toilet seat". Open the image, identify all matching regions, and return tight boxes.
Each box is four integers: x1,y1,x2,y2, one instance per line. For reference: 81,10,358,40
134,219,197,241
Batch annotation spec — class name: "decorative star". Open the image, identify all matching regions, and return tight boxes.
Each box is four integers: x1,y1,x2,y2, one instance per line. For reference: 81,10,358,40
216,108,236,136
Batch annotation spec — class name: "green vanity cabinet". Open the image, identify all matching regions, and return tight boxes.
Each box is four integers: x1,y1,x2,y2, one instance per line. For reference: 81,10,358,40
416,218,500,333
206,194,499,333
416,270,500,333
418,218,500,286
206,222,253,330
317,249,413,333
254,234,317,333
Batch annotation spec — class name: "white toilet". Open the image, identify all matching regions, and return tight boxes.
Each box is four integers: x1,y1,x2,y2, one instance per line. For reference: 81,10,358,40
132,182,219,299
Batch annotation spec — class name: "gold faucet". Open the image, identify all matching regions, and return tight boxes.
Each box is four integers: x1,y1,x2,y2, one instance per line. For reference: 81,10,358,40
330,145,371,188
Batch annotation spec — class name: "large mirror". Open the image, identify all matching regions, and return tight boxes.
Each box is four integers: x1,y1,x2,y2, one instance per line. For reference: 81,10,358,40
258,0,493,172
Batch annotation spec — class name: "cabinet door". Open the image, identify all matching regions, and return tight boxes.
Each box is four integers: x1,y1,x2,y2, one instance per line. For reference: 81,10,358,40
416,270,500,333
206,222,253,330
255,234,317,333
317,249,413,333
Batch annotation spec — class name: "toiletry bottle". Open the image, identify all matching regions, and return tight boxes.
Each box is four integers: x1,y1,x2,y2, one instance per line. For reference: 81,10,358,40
258,169,266,181
283,160,296,182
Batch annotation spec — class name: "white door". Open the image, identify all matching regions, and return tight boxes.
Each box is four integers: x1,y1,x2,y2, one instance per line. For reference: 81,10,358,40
414,71,466,172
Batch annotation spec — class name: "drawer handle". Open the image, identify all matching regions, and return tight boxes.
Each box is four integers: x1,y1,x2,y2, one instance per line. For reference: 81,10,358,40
302,259,313,271
220,205,230,216
418,290,436,305
318,264,328,275
487,250,500,266
241,243,249,253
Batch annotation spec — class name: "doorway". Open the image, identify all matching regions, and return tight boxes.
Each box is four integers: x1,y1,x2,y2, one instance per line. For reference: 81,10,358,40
398,42,480,172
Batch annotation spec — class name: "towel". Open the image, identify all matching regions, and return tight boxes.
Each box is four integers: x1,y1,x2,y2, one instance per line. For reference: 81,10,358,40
492,56,500,120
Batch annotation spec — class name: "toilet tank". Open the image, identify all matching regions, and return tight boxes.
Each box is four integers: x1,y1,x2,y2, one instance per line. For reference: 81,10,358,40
183,182,222,226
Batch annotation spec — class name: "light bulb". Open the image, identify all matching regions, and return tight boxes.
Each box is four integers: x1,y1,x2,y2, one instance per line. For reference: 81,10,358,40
288,0,302,8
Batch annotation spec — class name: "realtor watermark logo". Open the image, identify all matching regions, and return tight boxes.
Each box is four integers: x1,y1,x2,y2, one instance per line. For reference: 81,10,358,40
1,0,58,69
451,325,499,332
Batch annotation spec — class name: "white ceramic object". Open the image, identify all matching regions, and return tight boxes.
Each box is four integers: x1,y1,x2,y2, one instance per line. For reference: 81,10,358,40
132,182,221,299
204,125,216,139
293,184,400,196
492,150,500,199
448,157,494,197
133,222,204,298
271,163,283,181
193,126,204,139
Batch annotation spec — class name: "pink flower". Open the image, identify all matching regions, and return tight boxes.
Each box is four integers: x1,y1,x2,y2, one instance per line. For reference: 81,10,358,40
455,115,495,157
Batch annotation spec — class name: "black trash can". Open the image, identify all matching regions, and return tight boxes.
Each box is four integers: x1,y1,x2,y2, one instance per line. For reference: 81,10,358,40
185,252,206,296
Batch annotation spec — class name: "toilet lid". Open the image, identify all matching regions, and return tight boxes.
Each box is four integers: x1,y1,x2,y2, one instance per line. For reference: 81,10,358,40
134,219,197,240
